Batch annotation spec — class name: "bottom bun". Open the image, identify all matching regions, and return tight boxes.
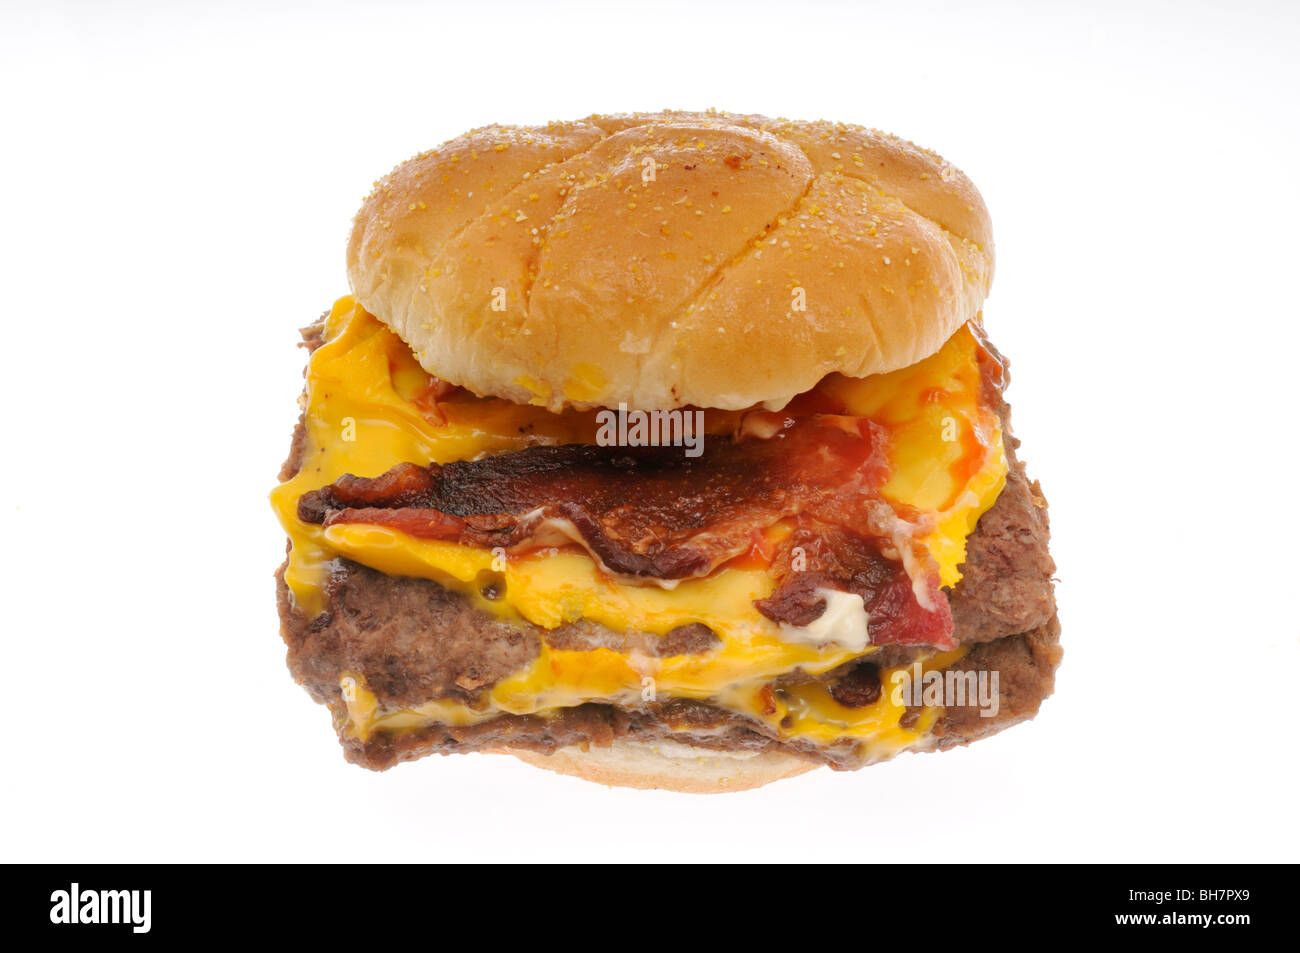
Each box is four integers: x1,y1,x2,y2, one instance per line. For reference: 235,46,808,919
498,740,820,794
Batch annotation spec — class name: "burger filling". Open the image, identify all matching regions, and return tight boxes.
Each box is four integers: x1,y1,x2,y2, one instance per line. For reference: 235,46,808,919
272,295,1046,771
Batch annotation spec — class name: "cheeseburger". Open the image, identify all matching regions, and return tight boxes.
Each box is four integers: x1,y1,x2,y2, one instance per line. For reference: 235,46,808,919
272,111,1060,793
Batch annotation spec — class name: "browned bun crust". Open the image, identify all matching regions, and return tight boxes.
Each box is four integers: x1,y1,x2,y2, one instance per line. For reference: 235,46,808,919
501,741,820,794
347,110,993,412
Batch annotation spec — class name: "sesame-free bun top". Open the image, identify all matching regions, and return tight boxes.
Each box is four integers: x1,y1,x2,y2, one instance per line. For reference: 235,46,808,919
347,111,993,412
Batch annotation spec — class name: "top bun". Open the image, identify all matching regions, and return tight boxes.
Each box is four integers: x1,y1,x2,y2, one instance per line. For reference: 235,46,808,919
347,110,993,412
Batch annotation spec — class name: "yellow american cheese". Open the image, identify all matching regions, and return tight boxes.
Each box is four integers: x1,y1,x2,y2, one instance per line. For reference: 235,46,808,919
272,296,1006,757
341,647,966,764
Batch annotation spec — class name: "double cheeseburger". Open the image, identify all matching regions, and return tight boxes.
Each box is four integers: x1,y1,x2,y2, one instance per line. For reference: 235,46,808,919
272,111,1060,793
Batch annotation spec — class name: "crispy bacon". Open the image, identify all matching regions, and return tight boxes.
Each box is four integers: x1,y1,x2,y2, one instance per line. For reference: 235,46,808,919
298,416,955,648
756,525,954,648
301,418,893,579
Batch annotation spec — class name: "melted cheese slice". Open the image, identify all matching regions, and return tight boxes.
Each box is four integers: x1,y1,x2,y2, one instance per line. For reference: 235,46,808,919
341,647,967,766
271,296,1007,759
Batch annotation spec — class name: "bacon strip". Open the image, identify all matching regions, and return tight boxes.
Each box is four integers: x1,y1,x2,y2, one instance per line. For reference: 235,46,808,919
298,416,955,648
301,418,892,577
756,525,954,648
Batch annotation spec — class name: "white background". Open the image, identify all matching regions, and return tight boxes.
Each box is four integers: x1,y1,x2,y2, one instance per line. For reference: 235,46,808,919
3,0,1297,863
